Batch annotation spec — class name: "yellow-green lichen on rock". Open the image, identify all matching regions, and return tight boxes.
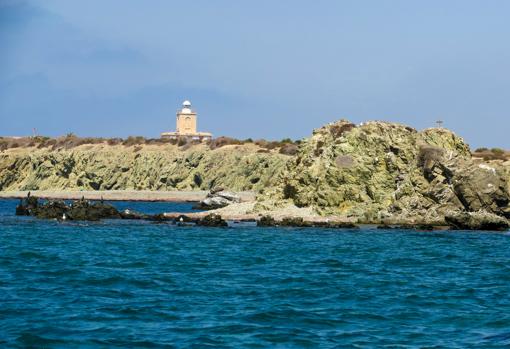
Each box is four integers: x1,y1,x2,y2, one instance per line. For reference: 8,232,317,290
257,119,509,224
0,143,289,192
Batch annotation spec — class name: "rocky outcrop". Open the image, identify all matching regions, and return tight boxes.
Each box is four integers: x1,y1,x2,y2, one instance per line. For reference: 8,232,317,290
4,120,509,230
445,211,509,231
196,213,228,227
256,120,510,227
0,143,287,192
195,189,242,210
16,195,121,221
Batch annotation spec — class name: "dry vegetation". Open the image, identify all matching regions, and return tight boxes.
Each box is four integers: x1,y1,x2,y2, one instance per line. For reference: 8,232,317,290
2,134,505,161
0,134,301,155
472,148,510,161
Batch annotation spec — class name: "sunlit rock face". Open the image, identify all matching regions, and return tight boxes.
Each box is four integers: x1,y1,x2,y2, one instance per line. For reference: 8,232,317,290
0,143,288,192
259,119,509,224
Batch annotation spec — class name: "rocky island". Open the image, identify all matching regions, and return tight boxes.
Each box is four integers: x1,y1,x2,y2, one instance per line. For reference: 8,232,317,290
2,120,510,230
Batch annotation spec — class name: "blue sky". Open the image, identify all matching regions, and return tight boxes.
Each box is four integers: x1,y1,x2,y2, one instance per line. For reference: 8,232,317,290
1,0,509,148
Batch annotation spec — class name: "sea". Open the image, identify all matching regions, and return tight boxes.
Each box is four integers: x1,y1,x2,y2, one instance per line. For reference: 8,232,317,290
1,198,510,348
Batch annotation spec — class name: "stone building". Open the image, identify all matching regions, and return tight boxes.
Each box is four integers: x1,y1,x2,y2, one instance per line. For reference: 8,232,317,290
161,100,212,140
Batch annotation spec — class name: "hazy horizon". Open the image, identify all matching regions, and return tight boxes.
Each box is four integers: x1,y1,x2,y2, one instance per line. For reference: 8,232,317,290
2,0,510,148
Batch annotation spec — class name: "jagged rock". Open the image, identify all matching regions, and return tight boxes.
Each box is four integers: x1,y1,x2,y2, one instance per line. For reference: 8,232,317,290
148,213,173,222
210,187,225,194
280,217,312,227
257,215,276,227
195,190,242,210
213,191,241,202
15,194,122,221
452,163,510,218
67,200,121,221
119,209,148,220
312,221,359,229
445,211,509,231
15,192,38,216
195,196,231,210
257,119,510,226
174,214,194,223
35,200,68,219
197,213,228,227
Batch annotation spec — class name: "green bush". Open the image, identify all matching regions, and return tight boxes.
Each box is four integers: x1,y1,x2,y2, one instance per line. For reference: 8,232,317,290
491,148,505,155
122,136,146,146
177,137,188,147
107,138,122,146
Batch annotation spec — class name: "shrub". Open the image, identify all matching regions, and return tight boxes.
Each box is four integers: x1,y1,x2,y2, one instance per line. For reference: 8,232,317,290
145,138,173,145
279,143,298,156
122,136,146,146
254,139,269,148
107,138,122,146
37,139,56,148
491,148,505,155
177,137,188,147
264,141,280,150
209,136,242,149
56,134,82,149
475,147,488,153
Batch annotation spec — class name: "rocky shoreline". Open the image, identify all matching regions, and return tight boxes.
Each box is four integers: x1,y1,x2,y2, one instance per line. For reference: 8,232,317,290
3,119,510,230
14,195,510,231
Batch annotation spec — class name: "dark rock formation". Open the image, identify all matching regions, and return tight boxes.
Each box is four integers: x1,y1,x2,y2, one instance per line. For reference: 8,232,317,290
66,199,121,220
16,195,121,221
257,215,277,227
256,215,358,229
445,211,509,231
119,209,148,220
196,214,228,227
15,192,38,216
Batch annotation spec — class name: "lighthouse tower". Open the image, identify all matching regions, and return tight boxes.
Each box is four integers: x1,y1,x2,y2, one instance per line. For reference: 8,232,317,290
176,100,197,135
161,100,212,140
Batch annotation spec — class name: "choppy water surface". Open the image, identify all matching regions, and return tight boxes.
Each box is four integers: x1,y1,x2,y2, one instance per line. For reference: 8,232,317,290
1,199,510,348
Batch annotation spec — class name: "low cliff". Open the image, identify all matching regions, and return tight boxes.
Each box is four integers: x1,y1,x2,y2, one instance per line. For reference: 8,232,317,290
256,120,510,225
0,143,288,192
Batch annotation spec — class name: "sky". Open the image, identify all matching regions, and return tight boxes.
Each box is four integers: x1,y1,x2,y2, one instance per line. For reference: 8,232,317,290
1,0,510,148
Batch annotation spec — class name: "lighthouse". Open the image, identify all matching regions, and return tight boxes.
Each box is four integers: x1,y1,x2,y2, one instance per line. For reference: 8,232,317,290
161,100,213,140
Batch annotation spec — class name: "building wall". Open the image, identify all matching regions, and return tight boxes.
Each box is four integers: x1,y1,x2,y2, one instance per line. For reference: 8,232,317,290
176,113,197,134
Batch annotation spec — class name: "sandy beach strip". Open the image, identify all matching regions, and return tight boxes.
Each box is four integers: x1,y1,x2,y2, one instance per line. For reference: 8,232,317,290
0,190,256,202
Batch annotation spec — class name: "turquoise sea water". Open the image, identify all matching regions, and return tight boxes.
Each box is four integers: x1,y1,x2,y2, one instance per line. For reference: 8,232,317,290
1,199,510,348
